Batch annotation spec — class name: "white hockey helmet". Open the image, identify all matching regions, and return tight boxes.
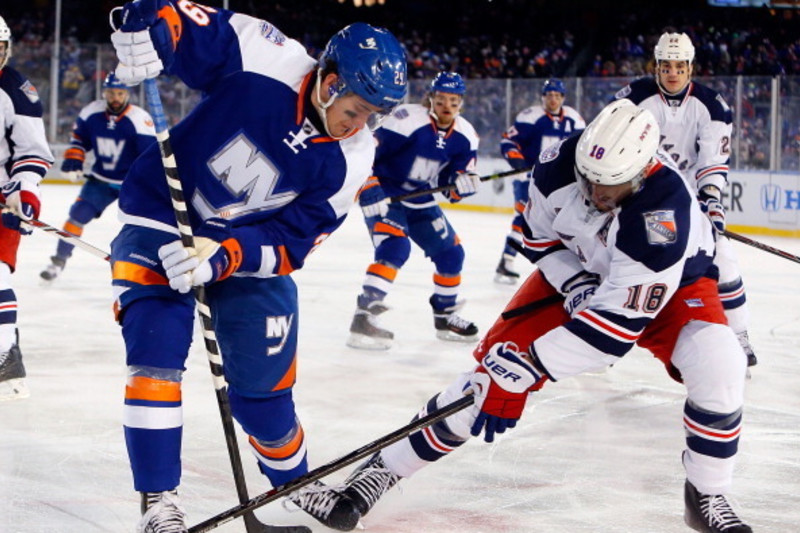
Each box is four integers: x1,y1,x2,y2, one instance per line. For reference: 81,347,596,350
654,32,695,63
0,16,11,70
575,100,660,187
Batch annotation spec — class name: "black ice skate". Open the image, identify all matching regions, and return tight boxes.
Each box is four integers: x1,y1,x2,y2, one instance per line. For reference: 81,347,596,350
736,331,757,367
494,255,520,285
342,453,400,516
347,301,394,350
40,255,66,284
138,490,187,533
432,299,478,342
684,480,752,533
0,341,28,401
285,480,361,532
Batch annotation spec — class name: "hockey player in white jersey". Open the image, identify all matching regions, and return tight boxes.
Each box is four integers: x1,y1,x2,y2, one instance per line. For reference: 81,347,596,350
346,71,481,350
0,14,54,400
614,32,757,367
292,101,752,533
40,73,156,283
495,78,585,283
109,0,406,530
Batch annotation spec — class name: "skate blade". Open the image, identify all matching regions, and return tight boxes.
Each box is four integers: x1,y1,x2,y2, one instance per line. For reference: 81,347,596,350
346,333,392,351
494,273,518,285
435,330,479,343
0,378,30,401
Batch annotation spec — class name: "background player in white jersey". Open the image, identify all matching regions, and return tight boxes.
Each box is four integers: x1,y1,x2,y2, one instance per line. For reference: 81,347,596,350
109,1,406,530
346,72,481,350
296,101,752,533
40,73,156,283
0,14,54,400
495,78,585,284
613,32,756,367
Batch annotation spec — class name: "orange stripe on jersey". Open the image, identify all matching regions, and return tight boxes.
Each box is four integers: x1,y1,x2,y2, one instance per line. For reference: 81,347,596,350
507,150,525,160
64,147,85,162
249,425,305,459
373,221,406,237
126,376,181,402
434,273,461,287
63,221,83,236
295,72,314,125
113,261,168,285
454,234,461,246
367,262,398,281
272,356,297,392
276,246,295,276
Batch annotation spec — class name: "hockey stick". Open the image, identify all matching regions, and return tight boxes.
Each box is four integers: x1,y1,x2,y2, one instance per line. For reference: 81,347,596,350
389,167,528,203
723,230,800,265
0,202,110,261
142,79,307,533
188,394,475,532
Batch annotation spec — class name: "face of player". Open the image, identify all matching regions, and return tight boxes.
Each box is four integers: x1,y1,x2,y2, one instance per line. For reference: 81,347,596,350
657,60,692,94
584,181,635,212
326,93,383,138
104,88,129,114
430,91,463,128
542,91,564,114
0,42,8,69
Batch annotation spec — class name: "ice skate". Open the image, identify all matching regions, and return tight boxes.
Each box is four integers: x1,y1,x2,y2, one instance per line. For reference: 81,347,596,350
736,331,757,367
347,301,394,350
138,490,187,533
39,255,66,285
0,343,29,401
285,480,361,532
342,453,400,516
494,255,520,285
432,299,478,342
684,480,752,533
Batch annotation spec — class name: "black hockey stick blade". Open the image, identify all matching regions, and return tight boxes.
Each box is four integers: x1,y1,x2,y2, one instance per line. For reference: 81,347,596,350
188,394,475,532
723,229,800,265
389,167,528,203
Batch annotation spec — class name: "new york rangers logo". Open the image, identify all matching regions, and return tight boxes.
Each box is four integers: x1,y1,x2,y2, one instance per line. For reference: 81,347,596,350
643,210,677,245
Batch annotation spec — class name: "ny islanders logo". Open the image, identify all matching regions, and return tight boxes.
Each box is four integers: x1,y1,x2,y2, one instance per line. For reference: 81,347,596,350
642,210,677,245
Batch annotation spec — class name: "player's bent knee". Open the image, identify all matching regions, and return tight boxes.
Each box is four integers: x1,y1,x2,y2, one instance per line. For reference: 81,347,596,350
375,235,411,268
672,321,746,413
431,243,465,274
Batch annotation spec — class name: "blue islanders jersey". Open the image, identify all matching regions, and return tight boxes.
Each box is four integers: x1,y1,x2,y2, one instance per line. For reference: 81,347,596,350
118,6,374,277
0,66,53,185
372,104,479,205
500,104,584,171
67,101,156,185
521,136,717,379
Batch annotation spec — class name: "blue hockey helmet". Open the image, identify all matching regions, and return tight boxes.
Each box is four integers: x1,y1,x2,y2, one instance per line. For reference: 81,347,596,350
542,78,566,95
430,71,466,95
319,22,408,113
103,72,128,90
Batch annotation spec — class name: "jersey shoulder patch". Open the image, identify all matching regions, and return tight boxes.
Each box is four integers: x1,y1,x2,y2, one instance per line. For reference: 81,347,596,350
0,67,45,117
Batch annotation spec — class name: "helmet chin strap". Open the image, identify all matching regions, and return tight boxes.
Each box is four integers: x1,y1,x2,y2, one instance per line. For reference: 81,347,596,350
315,69,347,139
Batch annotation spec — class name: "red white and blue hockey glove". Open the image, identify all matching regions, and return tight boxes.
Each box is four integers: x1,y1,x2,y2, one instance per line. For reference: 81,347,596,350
1,172,42,235
158,218,243,294
359,176,390,219
698,185,726,233
469,341,546,443
561,271,600,317
111,0,182,85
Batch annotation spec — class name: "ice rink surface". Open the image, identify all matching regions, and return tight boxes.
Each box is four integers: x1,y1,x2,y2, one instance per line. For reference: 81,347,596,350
2,184,800,533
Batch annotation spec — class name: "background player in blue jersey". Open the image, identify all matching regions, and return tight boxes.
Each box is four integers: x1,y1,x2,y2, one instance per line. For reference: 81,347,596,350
495,78,585,284
298,100,752,533
613,32,756,367
39,73,156,283
109,1,406,530
0,14,54,401
346,71,482,351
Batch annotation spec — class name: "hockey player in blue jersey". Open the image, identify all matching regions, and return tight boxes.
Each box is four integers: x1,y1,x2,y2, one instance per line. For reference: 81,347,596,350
495,78,585,284
613,32,756,367
346,71,482,350
297,101,752,533
0,14,54,400
109,0,406,530
40,73,156,283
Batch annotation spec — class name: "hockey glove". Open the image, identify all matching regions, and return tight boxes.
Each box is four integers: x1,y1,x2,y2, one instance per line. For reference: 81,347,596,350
698,185,725,233
561,271,600,317
158,218,243,294
450,171,480,201
1,172,42,235
111,0,182,85
359,176,390,219
61,152,84,183
504,149,529,171
469,341,545,443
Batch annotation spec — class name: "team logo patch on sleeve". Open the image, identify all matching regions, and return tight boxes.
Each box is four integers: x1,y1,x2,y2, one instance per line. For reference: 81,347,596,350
642,210,677,245
20,80,41,103
260,22,286,45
